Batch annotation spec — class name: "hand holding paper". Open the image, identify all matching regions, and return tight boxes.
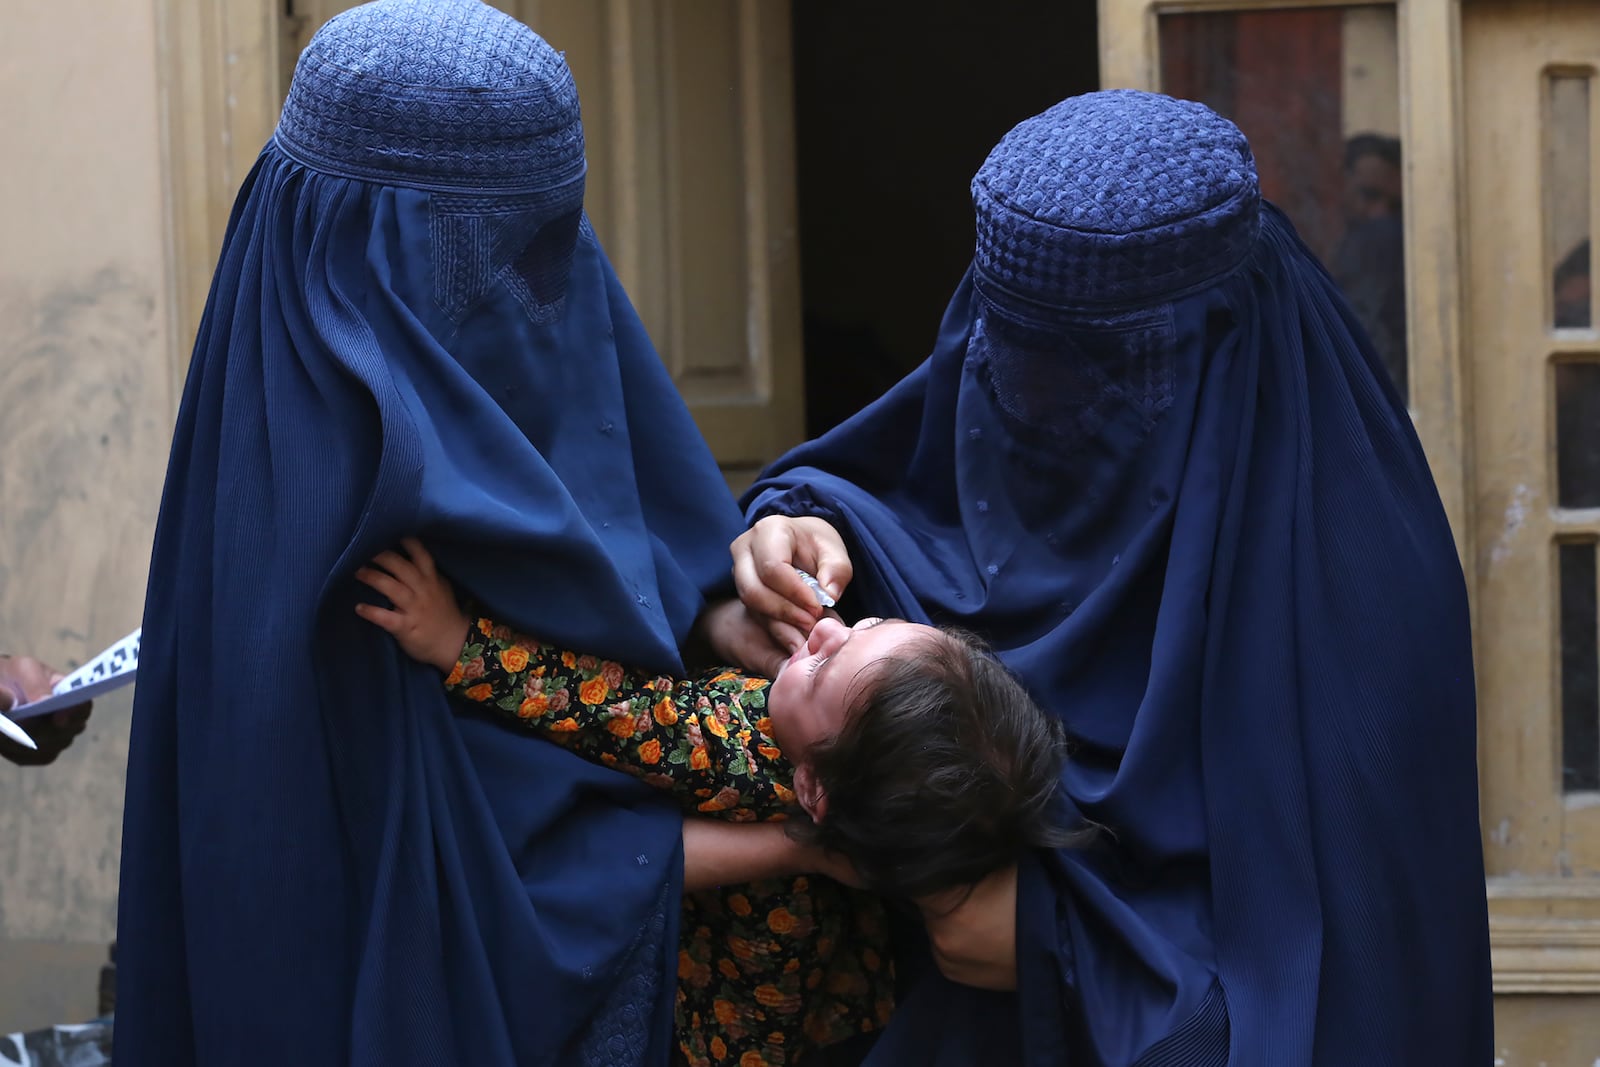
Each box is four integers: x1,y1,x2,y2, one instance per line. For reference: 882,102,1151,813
0,653,94,765
8,629,139,722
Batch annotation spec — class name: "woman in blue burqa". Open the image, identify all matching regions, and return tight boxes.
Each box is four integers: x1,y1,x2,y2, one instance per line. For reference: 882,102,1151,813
113,2,877,1063
738,92,1492,1065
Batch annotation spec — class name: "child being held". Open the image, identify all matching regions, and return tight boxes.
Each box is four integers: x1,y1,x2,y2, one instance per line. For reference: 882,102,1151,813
356,539,1073,1066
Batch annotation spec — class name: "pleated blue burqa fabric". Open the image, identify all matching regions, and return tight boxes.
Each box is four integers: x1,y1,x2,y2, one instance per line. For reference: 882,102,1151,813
116,2,744,1063
746,92,1492,1066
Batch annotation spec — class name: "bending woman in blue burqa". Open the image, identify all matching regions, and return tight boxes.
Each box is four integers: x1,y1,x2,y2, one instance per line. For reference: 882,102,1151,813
113,1,858,1063
738,91,1492,1065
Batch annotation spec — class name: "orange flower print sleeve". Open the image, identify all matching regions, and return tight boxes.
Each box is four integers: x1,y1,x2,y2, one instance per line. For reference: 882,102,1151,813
443,617,797,822
442,617,895,1067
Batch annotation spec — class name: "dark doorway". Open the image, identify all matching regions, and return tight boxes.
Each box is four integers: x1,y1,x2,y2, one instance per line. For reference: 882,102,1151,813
790,3,1101,437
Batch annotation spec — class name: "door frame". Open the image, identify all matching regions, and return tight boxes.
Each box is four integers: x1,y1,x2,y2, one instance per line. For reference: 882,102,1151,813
155,0,284,396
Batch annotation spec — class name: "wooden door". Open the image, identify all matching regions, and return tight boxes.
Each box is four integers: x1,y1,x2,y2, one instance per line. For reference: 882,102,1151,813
202,0,806,492
523,0,807,492
1463,0,1600,1054
1101,0,1600,1056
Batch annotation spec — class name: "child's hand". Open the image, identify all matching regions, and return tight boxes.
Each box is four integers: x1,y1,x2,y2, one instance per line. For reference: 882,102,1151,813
354,537,470,674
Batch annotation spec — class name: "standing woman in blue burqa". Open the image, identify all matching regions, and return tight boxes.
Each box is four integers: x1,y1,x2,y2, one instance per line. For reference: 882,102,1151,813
737,92,1492,1065
113,1,798,1063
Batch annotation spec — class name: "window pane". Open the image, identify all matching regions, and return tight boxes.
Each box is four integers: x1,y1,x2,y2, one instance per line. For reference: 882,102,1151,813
1547,75,1591,330
1557,362,1600,509
1159,6,1407,398
1561,541,1600,792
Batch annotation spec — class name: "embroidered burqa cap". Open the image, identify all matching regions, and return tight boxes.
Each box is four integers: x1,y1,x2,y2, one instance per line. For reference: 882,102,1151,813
116,2,743,1064
972,89,1260,309
746,91,1490,1065
275,0,584,191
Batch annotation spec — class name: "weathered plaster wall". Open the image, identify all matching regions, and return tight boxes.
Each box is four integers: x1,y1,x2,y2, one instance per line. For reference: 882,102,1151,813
0,0,174,1032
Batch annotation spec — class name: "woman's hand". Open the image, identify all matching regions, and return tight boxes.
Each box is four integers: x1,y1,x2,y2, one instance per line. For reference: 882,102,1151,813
695,599,789,679
803,844,866,890
682,817,867,891
682,819,805,891
917,864,1019,991
354,538,470,674
730,516,854,652
0,655,92,767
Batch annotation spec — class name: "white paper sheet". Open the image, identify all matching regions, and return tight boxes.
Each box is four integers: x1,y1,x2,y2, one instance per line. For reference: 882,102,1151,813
8,629,140,722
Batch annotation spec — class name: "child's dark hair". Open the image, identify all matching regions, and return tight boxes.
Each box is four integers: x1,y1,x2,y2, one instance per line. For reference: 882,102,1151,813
789,628,1082,899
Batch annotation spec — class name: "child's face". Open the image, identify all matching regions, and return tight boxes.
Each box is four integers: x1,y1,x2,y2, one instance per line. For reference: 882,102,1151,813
767,616,939,764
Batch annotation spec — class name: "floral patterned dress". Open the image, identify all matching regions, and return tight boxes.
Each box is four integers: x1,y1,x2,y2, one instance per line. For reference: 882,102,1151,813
446,618,894,1067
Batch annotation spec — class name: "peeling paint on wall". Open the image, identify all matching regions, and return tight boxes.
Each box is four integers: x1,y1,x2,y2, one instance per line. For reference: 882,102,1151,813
1489,482,1532,565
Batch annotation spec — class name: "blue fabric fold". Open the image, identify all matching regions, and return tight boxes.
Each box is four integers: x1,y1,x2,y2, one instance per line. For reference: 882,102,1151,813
116,11,745,1057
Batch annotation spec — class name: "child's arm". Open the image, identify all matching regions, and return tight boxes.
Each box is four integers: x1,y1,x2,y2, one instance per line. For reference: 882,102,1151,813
355,541,827,888
355,540,796,822
447,621,796,821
